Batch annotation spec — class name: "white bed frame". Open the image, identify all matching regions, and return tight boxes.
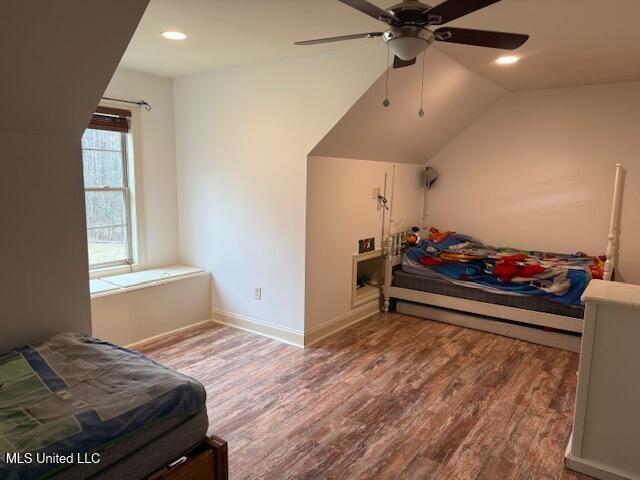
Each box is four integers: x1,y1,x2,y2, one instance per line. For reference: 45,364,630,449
382,164,625,352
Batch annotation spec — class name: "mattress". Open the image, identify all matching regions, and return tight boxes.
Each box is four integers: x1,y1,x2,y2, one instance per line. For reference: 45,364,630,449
393,270,584,319
0,332,208,480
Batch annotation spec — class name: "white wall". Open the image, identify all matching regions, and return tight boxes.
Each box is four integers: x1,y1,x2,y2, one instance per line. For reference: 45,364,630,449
0,133,92,351
305,156,424,331
104,69,179,268
173,45,387,333
427,81,640,284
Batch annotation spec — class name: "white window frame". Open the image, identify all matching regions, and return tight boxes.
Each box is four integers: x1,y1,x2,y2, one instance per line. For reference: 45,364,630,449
86,102,145,278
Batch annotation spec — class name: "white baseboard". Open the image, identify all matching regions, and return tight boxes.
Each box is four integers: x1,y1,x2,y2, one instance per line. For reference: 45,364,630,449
211,308,305,348
304,301,379,347
210,303,379,349
125,319,214,350
565,436,637,480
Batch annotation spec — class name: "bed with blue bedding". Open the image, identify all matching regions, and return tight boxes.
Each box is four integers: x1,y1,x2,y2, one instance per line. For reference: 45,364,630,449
393,228,606,324
0,333,209,480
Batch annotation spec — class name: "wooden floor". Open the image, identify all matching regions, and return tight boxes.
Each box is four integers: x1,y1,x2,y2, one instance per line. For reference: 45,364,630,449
137,313,593,480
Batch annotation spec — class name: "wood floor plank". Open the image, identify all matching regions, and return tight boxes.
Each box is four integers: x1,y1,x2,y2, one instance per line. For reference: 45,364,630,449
136,313,592,480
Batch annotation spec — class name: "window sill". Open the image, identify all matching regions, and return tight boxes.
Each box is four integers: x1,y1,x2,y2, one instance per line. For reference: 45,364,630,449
89,264,135,280
89,265,205,298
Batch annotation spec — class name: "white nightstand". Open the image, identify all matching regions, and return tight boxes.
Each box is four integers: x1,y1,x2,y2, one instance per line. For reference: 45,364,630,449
565,280,640,480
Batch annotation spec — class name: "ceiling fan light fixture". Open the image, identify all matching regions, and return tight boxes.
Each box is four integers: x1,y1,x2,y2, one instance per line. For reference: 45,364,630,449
388,36,429,60
383,27,434,61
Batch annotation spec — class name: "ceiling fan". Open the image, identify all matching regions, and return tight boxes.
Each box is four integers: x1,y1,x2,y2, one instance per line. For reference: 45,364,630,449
295,0,529,69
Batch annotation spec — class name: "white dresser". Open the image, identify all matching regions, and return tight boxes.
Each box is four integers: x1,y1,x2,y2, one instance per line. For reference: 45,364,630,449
566,280,640,480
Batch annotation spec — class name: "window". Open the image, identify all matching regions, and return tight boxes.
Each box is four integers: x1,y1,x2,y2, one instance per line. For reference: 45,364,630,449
81,107,135,269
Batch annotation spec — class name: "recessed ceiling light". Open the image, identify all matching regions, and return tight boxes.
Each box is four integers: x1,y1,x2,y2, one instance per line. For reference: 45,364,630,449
496,55,519,65
162,31,187,40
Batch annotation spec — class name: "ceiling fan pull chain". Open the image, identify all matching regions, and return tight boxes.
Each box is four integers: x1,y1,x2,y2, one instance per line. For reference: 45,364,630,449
418,52,425,117
383,44,391,107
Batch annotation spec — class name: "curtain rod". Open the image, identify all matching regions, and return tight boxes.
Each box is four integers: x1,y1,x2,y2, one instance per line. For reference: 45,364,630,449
101,96,152,111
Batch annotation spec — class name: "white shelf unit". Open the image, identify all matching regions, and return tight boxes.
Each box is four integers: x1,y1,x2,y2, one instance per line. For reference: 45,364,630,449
352,249,384,309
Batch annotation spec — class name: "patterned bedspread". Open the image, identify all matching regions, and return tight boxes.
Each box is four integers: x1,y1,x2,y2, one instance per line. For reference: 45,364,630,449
403,228,604,306
0,333,206,480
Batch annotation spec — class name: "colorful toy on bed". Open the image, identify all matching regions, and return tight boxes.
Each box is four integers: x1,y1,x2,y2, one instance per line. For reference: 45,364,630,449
403,228,605,306
405,226,423,247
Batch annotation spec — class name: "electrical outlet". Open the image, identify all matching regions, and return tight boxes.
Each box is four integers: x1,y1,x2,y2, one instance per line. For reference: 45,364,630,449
254,287,262,300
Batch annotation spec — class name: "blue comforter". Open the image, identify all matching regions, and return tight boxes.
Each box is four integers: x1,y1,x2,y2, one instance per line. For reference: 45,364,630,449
403,232,602,306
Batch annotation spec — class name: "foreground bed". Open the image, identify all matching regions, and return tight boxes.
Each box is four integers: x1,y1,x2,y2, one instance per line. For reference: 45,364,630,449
0,333,227,480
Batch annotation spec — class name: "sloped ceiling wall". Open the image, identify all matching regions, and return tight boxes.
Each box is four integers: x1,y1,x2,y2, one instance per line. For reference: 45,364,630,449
0,0,149,139
312,48,504,164
0,0,148,351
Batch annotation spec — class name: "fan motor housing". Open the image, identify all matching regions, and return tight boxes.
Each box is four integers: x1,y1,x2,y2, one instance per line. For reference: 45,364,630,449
387,0,432,25
383,27,434,43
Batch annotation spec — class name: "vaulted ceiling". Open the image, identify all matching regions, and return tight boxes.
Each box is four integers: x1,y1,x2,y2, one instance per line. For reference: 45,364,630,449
312,48,504,163
121,0,640,90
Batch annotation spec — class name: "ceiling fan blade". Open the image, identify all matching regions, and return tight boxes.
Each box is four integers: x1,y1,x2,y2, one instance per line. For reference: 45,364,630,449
393,56,416,68
434,27,528,50
295,32,383,46
425,0,502,25
337,0,399,23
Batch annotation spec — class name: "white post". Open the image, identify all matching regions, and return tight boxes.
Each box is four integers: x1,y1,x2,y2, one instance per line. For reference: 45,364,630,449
422,171,429,227
603,163,624,281
383,236,393,313
387,165,397,239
